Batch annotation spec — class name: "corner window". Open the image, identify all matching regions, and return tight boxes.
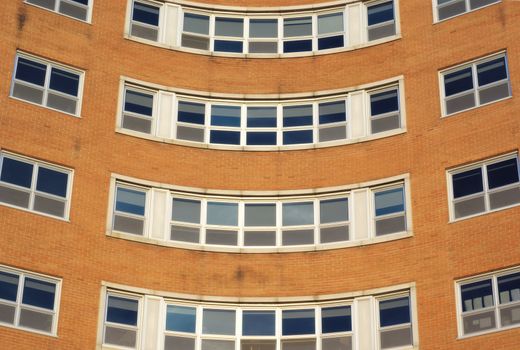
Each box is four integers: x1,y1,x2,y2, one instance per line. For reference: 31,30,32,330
373,184,406,236
436,0,500,22
122,86,155,134
26,0,91,22
449,154,520,220
113,185,148,235
0,153,72,219
11,54,83,116
367,0,396,41
378,294,413,349
130,0,160,41
104,293,141,348
441,53,511,116
0,266,60,335
369,86,401,134
457,268,520,336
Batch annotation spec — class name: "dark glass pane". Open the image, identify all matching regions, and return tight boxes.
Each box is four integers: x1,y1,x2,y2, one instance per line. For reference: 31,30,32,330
283,40,312,53
71,0,89,5
49,68,79,96
283,130,313,145
22,278,56,310
215,17,243,37
379,297,410,327
318,35,344,50
284,17,312,37
319,101,346,124
368,1,394,26
107,296,138,326
166,305,196,333
36,167,68,197
125,90,153,116
371,89,398,116
477,57,507,86
211,105,241,127
247,107,277,128
132,1,159,26
0,271,19,302
243,311,276,336
247,132,277,145
250,19,277,38
282,309,315,335
214,40,243,53
444,67,473,97
184,13,210,35
487,158,519,189
461,279,494,312
115,187,146,216
452,168,483,198
0,157,34,188
322,306,351,333
375,187,404,216
210,130,241,145
283,105,312,127
15,57,47,86
178,101,205,125
498,272,520,304
172,198,200,223
320,198,348,223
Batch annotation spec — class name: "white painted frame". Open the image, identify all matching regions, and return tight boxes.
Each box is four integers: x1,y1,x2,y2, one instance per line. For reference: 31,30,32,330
24,0,93,23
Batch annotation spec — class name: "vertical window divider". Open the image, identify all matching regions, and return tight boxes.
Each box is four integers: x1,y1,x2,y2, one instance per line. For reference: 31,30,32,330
312,101,318,144
238,201,245,247
277,17,283,54
204,102,211,144
276,202,282,247
492,274,501,329
200,199,208,244
482,163,491,212
314,198,320,244
240,105,246,146
171,93,178,140
28,163,39,212
244,18,250,54
209,15,216,52
312,14,318,52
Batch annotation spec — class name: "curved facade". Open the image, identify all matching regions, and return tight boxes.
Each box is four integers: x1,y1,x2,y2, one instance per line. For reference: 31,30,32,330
0,0,519,349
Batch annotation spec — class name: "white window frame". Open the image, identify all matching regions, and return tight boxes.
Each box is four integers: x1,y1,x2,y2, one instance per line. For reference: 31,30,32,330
128,0,163,42
120,84,158,135
375,292,414,350
25,0,93,23
433,0,501,23
371,182,408,238
112,183,150,236
103,291,143,349
365,0,398,43
0,265,61,336
0,151,73,220
367,84,402,135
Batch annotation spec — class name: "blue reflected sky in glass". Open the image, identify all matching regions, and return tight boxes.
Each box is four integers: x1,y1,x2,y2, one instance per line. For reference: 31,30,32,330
375,187,404,216
178,101,205,125
125,90,153,116
22,278,56,310
477,57,507,86
319,101,346,124
49,68,79,96
172,198,200,223
166,305,196,333
498,272,520,304
207,202,238,226
247,132,277,146
367,1,394,26
283,130,313,145
0,271,19,302
247,107,276,128
452,168,483,198
486,158,519,189
371,89,398,116
133,2,159,25
284,40,312,53
107,296,138,325
379,297,410,327
0,157,33,188
283,105,312,127
283,202,314,225
214,40,243,53
318,36,344,50
36,167,68,197
322,306,351,333
16,57,46,86
461,280,493,312
116,187,146,215
444,67,473,96
282,309,315,335
243,310,276,335
211,105,241,127
210,130,241,145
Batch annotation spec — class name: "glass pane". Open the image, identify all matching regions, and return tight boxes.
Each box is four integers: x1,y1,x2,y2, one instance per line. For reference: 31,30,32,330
0,185,30,208
487,158,519,189
49,68,79,96
282,339,316,350
131,23,158,41
36,167,68,197
454,195,486,218
500,304,520,327
318,35,344,50
367,1,394,25
113,215,144,235
47,92,77,114
375,215,406,235
444,67,473,97
245,203,276,226
182,34,210,50
177,126,205,142
215,17,244,37
379,296,410,327
477,56,507,86
250,19,277,38
247,107,277,128
243,231,276,246
19,308,53,333
283,229,314,245
282,202,314,226
322,306,351,333
283,105,313,127
59,1,88,21
470,0,500,9
283,40,312,53
133,1,159,25
0,271,19,302
104,326,137,348
498,272,520,304
479,81,510,104
283,130,313,145
165,335,195,350
125,89,153,116
462,310,496,334
318,12,343,34
249,42,278,54
320,198,348,223
452,168,483,198
375,187,404,216
380,327,412,349
166,305,196,333
171,225,200,243
201,339,235,350
15,57,46,86
22,278,56,310
172,198,200,224
123,115,152,133
319,101,346,124
446,92,475,114
489,186,520,210
243,310,276,335
214,40,243,53
211,130,241,145
184,13,209,35
241,340,276,350
116,187,146,215
319,125,346,142
461,279,494,312
438,0,466,21
211,105,241,127
205,229,238,246
178,101,205,125
106,295,138,326
12,83,44,104
284,17,312,37
0,304,16,324
0,157,33,188
207,202,238,226
282,309,315,335
247,132,277,146
371,114,400,134
320,226,349,243
33,195,66,217
322,336,352,350
371,89,398,116
27,0,55,10
202,309,236,335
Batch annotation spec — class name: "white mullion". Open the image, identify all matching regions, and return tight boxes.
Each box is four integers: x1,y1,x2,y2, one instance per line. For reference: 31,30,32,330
238,201,245,247
209,15,216,52
42,63,52,107
345,95,351,140
314,198,320,244
14,273,24,327
482,164,491,212
236,309,242,350
29,162,38,211
204,102,211,144
200,200,208,244
312,102,319,143
471,62,480,106
277,104,283,146
241,105,246,146
276,202,282,247
278,17,283,54
276,308,282,349
171,93,178,139
492,275,501,328
315,306,322,350
312,14,318,52
196,306,203,350
244,18,250,54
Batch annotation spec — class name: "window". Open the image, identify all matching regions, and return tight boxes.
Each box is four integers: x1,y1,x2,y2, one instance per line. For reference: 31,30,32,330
367,0,396,41
214,17,244,53
373,184,406,236
0,152,72,219
130,0,160,41
0,266,60,335
122,86,155,134
248,18,278,54
11,54,83,116
283,16,313,53
182,12,210,50
176,100,206,143
317,12,345,50
457,268,520,336
448,154,520,220
369,86,401,134
378,294,413,349
436,0,500,21
113,185,148,235
441,53,511,116
103,293,141,348
26,0,91,21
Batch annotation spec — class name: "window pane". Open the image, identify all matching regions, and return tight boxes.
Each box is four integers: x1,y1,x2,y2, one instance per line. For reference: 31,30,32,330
282,229,314,245
282,309,315,335
322,306,352,333
178,101,205,125
115,187,146,216
375,187,404,216
22,278,56,310
241,340,276,350
487,158,519,189
283,40,312,53
320,198,348,223
247,132,277,146
211,105,241,127
284,17,312,37
0,271,19,302
477,57,507,86
202,309,236,335
444,67,474,97
106,296,138,326
319,101,346,124
201,339,235,350
318,35,344,50
171,225,200,243
172,198,200,224
282,339,316,350
283,130,313,145
184,13,210,35
247,107,277,128
245,203,276,226
371,89,398,116
166,305,196,333
165,336,195,350
318,12,343,35
0,157,34,188
498,272,520,304
215,17,244,37
125,89,153,116
133,1,159,26
461,279,494,312
214,40,243,53
249,42,278,54
282,202,314,226
36,167,68,197
27,0,55,10
283,105,313,127
452,168,483,198
207,202,238,226
250,19,277,38
210,130,241,145
243,310,276,336
367,1,394,26
49,68,79,96
379,296,410,327
205,229,238,246
15,57,47,86
243,231,276,246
